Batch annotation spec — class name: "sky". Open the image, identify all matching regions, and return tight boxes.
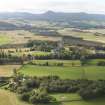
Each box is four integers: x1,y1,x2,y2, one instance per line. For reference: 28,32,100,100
0,0,105,14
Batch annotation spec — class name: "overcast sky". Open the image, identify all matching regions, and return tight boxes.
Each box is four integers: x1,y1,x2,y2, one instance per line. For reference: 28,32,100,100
0,0,105,14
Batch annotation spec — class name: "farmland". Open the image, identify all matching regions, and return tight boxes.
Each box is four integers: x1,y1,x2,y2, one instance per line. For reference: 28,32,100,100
0,13,105,105
51,93,105,105
0,89,30,105
0,65,21,77
0,31,105,105
19,64,105,80
0,35,11,45
1,27,105,46
58,28,105,43
0,89,105,105
0,30,60,45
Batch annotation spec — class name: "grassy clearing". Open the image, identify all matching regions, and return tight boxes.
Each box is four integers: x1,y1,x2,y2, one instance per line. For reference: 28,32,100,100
0,65,21,77
20,65,105,80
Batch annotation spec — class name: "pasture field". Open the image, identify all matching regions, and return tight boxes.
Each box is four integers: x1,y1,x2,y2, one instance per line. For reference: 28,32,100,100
32,59,105,66
62,98,105,105
0,59,104,77
86,59,105,65
0,65,21,77
0,30,60,45
19,65,105,80
51,93,81,101
0,35,11,45
85,29,105,34
51,93,105,105
1,28,105,46
58,28,105,43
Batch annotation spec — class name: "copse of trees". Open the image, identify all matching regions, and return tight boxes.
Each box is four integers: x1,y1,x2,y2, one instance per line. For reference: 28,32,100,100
28,61,64,67
7,74,105,103
27,40,57,52
78,80,105,100
0,51,24,64
19,88,56,104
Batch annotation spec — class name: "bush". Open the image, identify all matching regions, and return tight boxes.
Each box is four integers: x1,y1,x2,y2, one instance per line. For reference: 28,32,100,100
19,92,30,101
24,79,39,88
56,62,63,66
29,89,56,104
97,61,105,66
17,86,29,94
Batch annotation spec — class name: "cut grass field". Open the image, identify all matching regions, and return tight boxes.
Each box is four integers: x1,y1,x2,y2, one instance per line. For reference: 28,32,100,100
0,65,21,77
20,65,105,80
0,89,30,105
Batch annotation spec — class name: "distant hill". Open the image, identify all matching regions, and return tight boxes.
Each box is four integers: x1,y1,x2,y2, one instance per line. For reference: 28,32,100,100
0,21,18,30
0,11,105,29
0,11,105,21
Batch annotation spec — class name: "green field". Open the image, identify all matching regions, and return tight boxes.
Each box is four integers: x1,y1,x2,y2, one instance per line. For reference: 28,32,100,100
51,93,81,101
86,59,105,65
0,35,11,45
20,65,105,80
32,59,105,66
52,93,105,105
63,98,105,105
